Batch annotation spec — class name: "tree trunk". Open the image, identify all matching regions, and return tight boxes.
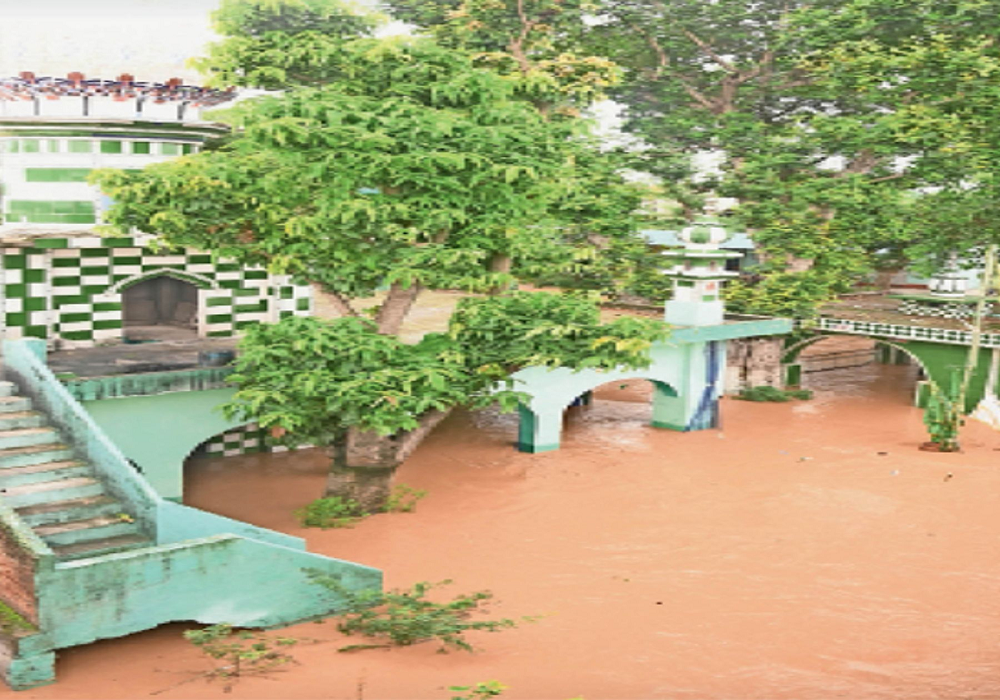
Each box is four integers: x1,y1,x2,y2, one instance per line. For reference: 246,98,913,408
374,282,422,335
488,253,512,295
324,409,452,511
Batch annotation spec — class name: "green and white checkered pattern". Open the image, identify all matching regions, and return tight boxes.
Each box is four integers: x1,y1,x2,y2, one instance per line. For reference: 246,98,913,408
900,298,995,321
0,234,312,347
197,423,313,457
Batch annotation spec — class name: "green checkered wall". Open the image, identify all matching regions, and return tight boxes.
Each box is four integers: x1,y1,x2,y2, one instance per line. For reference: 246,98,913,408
195,423,313,457
1,235,312,347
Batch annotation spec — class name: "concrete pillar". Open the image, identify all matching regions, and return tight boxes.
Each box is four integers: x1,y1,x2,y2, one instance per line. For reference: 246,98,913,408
516,403,562,453
651,342,723,432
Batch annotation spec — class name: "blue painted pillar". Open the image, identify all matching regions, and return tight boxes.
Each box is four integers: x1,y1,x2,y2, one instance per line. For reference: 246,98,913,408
651,341,725,432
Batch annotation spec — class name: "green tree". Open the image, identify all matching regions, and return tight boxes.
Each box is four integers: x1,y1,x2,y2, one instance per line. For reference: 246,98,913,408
793,0,1000,273
96,0,666,508
382,0,924,316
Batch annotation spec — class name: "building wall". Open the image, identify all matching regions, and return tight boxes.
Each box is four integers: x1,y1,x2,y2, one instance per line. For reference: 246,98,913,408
0,132,199,226
0,235,312,347
0,517,39,625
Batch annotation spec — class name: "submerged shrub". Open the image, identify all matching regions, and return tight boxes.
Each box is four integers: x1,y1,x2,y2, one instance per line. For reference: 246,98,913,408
294,496,368,528
736,386,813,402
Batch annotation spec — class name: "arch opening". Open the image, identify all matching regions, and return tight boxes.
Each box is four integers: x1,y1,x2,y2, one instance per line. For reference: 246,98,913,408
123,274,199,342
561,378,676,439
790,335,926,406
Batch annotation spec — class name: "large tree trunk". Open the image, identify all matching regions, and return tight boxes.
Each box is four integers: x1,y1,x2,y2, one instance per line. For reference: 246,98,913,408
374,282,422,335
324,409,452,511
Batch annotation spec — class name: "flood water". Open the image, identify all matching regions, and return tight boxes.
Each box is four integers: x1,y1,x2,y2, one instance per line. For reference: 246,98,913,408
10,362,1000,700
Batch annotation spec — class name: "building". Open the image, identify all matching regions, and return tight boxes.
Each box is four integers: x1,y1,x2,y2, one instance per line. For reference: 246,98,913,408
0,72,312,349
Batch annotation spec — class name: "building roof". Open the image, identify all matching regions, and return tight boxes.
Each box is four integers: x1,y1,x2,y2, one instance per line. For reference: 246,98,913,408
0,73,234,107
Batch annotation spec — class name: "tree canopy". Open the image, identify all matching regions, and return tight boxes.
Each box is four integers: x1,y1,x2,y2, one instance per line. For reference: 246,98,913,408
95,0,668,468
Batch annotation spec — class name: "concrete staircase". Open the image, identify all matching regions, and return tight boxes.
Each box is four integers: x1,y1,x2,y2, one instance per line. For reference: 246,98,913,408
0,380,151,561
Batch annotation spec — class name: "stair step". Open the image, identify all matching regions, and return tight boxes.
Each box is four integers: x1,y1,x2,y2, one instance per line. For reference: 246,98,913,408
0,411,46,430
0,382,16,398
50,534,153,561
1,477,104,508
0,396,32,414
0,444,75,469
15,495,123,528
0,460,90,488
36,515,141,547
0,427,60,451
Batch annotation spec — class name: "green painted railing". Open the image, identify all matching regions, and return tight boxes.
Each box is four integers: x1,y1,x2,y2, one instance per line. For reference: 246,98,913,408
819,316,1000,348
3,339,161,536
0,339,384,690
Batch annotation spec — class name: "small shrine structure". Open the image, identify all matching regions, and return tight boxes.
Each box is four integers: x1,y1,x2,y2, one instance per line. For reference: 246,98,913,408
512,219,793,452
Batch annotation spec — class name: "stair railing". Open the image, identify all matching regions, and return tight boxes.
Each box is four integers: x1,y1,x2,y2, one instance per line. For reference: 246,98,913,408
2,339,160,537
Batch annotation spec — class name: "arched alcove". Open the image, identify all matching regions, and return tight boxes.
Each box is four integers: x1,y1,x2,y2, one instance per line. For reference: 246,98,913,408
123,274,199,341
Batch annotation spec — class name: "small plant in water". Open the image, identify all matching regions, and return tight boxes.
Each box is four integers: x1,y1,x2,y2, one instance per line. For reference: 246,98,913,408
449,680,507,700
295,496,368,528
736,386,813,402
183,624,298,690
383,483,428,513
312,577,527,653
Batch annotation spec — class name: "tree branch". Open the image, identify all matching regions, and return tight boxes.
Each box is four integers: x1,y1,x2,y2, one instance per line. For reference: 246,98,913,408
374,282,422,335
508,0,535,75
324,288,361,319
681,28,738,73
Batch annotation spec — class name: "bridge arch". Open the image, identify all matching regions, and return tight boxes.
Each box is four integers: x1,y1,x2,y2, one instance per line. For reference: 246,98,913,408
784,333,932,380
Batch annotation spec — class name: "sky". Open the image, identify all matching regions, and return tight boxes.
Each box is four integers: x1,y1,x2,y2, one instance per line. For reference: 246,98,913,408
1,0,227,84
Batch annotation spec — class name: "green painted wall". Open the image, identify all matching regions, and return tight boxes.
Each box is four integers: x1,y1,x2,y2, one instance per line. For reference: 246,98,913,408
902,341,994,412
83,389,246,501
784,334,996,412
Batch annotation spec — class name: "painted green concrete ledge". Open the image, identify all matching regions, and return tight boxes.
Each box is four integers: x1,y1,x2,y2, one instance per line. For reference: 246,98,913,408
64,367,233,401
671,317,793,343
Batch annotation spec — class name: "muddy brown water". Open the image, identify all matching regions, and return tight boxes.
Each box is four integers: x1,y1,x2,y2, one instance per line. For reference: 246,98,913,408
9,363,1000,700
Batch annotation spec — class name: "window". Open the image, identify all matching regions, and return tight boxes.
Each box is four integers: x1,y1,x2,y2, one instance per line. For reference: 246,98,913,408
68,141,92,153
160,143,180,156
100,140,123,154
132,142,151,155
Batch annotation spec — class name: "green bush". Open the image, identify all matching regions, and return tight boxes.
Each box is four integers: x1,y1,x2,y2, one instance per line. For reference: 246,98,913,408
184,624,297,688
383,484,428,513
312,577,527,653
294,496,368,529
449,681,507,700
736,386,813,402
